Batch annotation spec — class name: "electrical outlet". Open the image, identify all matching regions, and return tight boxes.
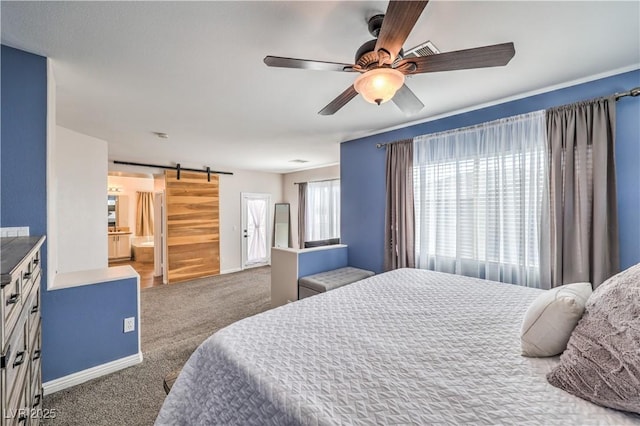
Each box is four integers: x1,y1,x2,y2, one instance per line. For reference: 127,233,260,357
0,227,30,237
123,317,135,333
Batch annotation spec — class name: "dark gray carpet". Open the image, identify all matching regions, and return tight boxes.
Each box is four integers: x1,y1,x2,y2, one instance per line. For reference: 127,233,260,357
43,266,271,425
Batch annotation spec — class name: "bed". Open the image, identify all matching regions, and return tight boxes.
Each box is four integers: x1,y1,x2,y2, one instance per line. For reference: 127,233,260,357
155,268,640,425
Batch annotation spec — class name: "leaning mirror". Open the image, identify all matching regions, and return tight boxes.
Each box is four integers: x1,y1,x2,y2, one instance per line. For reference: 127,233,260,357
273,203,291,248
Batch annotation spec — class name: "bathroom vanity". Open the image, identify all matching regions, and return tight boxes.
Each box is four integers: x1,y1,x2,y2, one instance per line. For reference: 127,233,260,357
108,232,131,261
107,195,132,261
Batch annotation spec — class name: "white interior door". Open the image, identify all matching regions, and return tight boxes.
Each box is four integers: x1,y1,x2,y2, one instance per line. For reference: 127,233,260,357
241,193,271,269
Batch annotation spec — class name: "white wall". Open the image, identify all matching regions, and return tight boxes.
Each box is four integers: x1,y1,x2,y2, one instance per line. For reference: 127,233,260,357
106,163,283,274
107,175,155,235
282,165,340,248
46,60,58,283
55,126,109,273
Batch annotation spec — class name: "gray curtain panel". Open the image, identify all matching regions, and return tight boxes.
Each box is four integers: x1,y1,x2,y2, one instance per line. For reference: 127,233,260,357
384,140,415,271
297,182,307,249
541,97,619,288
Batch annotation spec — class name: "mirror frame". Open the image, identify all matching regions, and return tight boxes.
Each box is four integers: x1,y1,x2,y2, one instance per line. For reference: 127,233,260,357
108,195,118,228
272,203,291,248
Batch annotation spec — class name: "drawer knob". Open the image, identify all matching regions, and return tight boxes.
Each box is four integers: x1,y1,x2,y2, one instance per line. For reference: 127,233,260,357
33,393,41,407
33,258,39,266
31,304,39,314
13,351,25,367
33,349,41,360
23,272,31,280
6,293,19,305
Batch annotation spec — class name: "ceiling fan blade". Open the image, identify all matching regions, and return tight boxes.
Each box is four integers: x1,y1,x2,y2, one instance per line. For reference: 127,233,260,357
375,1,429,64
396,42,516,74
318,85,358,115
264,56,356,72
392,84,424,114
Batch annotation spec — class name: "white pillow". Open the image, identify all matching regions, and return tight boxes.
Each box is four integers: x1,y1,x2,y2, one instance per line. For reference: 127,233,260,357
521,282,592,357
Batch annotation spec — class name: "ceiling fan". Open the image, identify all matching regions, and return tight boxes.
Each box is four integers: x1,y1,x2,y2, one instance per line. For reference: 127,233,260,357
264,1,515,116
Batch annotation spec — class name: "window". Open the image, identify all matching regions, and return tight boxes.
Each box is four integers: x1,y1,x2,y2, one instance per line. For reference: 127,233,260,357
305,180,340,242
413,111,546,287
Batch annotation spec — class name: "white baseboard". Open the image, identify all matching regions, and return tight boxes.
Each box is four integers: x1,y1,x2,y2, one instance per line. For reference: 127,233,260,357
220,267,242,275
43,352,143,395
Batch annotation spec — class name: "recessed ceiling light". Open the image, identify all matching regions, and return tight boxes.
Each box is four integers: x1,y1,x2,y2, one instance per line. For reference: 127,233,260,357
153,132,169,139
289,159,309,163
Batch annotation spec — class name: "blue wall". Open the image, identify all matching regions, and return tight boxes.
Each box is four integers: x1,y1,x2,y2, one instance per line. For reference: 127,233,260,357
42,278,138,381
0,46,47,235
341,69,640,274
1,45,140,383
298,246,349,277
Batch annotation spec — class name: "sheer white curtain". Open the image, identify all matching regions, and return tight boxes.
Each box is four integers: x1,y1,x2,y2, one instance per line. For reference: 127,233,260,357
247,198,267,262
305,180,340,241
413,111,547,288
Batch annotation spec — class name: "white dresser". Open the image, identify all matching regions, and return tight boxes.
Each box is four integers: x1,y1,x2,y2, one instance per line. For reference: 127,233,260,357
1,236,45,425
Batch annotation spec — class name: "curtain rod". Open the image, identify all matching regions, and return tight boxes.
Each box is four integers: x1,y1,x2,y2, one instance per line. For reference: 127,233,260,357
293,178,339,185
614,86,640,100
375,86,640,149
376,140,413,149
112,160,233,180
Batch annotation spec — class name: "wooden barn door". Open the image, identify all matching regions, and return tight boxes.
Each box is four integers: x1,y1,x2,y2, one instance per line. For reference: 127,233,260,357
165,170,220,283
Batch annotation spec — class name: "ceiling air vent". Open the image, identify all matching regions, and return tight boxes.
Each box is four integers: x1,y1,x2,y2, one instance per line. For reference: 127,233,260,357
289,159,309,164
403,41,440,58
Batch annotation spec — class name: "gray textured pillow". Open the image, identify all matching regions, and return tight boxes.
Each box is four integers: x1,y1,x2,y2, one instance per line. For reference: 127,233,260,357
547,263,640,414
520,282,592,357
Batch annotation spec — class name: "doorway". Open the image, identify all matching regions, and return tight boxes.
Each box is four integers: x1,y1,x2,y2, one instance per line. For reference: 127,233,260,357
241,193,271,269
107,171,165,288
153,191,167,284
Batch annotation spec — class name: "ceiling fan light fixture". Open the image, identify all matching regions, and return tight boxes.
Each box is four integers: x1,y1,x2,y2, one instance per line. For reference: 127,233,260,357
354,68,405,105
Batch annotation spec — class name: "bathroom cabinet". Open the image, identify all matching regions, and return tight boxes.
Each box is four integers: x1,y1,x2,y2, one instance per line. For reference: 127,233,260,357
108,233,131,261
1,236,45,425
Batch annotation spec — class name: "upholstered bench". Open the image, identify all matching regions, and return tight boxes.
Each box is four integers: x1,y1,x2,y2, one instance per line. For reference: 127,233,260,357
298,267,374,300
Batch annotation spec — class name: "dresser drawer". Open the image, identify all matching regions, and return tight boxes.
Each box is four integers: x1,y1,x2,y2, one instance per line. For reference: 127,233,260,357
26,289,40,351
3,315,29,408
29,251,41,284
1,265,27,349
20,263,40,311
30,367,42,426
4,375,29,426
30,327,41,388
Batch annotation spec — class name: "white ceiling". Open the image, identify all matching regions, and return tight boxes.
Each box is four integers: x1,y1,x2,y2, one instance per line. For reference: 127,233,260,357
2,1,639,173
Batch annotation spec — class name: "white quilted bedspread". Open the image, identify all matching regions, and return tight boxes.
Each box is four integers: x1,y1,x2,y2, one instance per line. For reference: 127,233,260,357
156,268,640,425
